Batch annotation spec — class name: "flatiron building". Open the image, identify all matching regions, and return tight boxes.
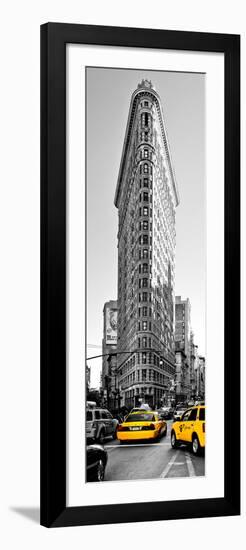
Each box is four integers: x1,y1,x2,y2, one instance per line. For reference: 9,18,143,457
114,79,179,409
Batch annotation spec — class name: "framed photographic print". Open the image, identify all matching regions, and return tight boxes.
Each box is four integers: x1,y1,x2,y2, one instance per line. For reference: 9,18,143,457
40,23,240,527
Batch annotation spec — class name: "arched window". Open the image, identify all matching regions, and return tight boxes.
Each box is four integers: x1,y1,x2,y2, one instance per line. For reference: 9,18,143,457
144,163,149,174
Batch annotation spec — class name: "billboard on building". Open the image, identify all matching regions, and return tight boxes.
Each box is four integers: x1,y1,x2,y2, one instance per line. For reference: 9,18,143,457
106,307,117,345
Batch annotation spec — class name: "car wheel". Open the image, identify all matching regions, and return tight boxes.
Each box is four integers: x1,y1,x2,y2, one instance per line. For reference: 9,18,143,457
96,459,105,481
171,430,179,448
192,434,201,455
97,429,105,444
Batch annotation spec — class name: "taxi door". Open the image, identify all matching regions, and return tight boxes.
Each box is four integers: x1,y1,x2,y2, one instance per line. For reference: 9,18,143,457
182,407,198,442
176,409,192,441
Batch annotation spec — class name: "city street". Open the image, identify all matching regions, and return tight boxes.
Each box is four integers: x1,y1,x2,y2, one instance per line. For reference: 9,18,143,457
103,421,205,481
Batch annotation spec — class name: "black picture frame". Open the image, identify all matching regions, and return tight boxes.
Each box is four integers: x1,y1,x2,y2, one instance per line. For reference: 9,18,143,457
40,23,240,528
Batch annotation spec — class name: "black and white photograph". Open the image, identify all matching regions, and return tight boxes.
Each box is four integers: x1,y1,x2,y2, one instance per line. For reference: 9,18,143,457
86,67,206,483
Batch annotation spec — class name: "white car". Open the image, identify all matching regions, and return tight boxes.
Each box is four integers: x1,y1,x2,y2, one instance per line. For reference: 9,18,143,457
86,408,118,443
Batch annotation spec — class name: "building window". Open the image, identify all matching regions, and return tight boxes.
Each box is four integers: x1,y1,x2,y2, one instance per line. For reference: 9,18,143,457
143,178,148,187
144,163,149,174
142,306,148,316
142,278,148,287
144,149,148,158
149,337,152,348
139,207,142,216
142,321,147,330
142,292,148,301
143,221,148,230
143,249,148,259
144,101,148,107
138,337,141,348
149,321,152,330
142,337,147,348
142,368,146,380
143,206,148,216
143,192,149,202
143,263,148,273
144,132,148,142
143,234,148,244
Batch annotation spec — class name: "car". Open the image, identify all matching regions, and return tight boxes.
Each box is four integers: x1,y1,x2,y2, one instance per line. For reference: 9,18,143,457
86,407,118,443
173,408,186,421
170,405,205,455
117,410,167,443
130,404,150,413
158,407,173,420
86,444,108,482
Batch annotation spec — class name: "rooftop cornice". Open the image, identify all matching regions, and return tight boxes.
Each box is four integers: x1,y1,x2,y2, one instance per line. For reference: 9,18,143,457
114,85,180,208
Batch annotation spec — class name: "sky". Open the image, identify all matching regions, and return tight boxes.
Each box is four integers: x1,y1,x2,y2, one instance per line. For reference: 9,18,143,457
86,67,205,388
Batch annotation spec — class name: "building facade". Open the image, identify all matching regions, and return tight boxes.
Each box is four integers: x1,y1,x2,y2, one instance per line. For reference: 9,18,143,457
175,350,190,403
101,300,118,409
114,79,179,410
175,296,191,360
197,356,205,399
175,296,191,401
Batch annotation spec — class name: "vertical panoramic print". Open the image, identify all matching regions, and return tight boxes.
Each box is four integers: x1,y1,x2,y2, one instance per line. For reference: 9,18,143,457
85,68,206,483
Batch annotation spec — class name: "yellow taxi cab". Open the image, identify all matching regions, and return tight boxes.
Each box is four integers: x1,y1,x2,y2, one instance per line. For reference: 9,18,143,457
170,405,205,455
117,410,167,443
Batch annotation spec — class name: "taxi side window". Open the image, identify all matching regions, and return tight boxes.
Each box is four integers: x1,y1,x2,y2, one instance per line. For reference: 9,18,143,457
189,408,198,421
182,410,191,421
199,408,205,421
94,410,100,420
101,411,108,419
106,411,113,419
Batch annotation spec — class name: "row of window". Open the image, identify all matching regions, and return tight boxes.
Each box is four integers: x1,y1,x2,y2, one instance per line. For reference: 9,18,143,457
141,112,151,128
138,234,152,245
138,320,151,331
138,262,149,274
139,177,151,189
119,352,175,377
138,249,150,260
139,191,152,203
139,206,151,217
140,131,150,143
138,278,149,288
139,163,153,175
139,291,152,302
122,370,168,388
138,306,152,317
139,149,152,160
139,220,150,231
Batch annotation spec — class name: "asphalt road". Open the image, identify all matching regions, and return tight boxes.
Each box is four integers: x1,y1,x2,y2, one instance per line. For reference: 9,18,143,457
103,421,205,481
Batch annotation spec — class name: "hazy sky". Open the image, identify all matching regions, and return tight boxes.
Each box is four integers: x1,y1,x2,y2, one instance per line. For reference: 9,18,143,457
86,67,205,388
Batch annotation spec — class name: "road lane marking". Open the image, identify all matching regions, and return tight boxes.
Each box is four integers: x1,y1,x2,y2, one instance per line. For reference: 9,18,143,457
160,451,180,478
185,452,196,477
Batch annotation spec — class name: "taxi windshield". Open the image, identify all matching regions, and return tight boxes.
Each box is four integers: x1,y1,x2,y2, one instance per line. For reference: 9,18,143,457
125,413,155,422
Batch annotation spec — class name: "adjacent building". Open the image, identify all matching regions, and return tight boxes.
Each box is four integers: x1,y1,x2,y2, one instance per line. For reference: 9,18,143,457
114,79,179,409
175,296,191,401
175,296,191,359
101,300,118,410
